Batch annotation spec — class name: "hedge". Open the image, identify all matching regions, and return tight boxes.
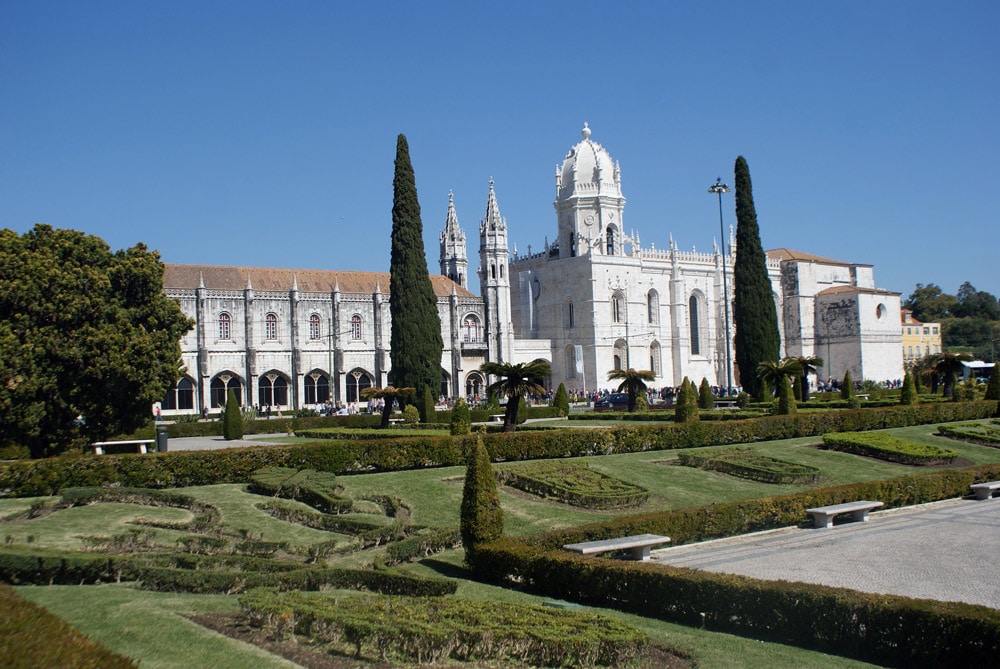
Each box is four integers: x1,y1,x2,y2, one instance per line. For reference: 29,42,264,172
470,463,1000,667
0,581,138,668
821,432,958,465
2,401,994,499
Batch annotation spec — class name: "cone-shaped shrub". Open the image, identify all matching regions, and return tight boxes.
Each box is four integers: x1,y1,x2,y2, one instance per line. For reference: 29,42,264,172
420,386,436,423
777,375,797,414
450,397,471,435
840,371,855,400
222,388,243,440
674,378,700,423
985,368,1000,401
554,383,570,416
461,437,503,566
900,372,917,405
698,378,714,410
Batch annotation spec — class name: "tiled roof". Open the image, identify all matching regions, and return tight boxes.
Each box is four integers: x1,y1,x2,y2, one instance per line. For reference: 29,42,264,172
163,264,476,298
766,248,870,267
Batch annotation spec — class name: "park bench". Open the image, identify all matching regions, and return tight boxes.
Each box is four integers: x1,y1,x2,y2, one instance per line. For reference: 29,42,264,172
713,399,738,410
562,533,671,562
92,439,155,455
805,500,883,529
388,418,405,426
488,414,505,423
970,481,1000,500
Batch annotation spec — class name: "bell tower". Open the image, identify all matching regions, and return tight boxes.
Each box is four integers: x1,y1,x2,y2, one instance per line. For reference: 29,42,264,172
478,179,514,362
438,191,468,288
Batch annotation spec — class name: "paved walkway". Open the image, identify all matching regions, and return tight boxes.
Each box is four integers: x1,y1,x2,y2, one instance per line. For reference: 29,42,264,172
163,434,289,451
651,498,1000,609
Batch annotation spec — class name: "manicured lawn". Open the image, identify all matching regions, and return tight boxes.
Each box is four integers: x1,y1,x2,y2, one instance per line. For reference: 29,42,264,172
5,418,998,668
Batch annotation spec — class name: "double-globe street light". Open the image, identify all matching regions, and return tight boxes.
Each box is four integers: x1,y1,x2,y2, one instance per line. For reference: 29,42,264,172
708,178,734,397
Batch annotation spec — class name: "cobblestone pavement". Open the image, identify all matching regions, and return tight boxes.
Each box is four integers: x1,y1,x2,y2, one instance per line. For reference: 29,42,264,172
651,498,1000,610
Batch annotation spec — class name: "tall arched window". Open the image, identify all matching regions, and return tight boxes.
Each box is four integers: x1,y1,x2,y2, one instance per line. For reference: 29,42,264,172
346,369,373,403
564,299,575,329
649,341,662,376
218,313,232,340
612,292,624,323
351,315,362,340
259,373,288,406
463,315,480,342
606,226,616,255
162,377,195,411
210,373,242,408
304,372,330,404
565,345,576,379
309,314,321,340
265,313,278,340
647,290,659,324
689,295,700,355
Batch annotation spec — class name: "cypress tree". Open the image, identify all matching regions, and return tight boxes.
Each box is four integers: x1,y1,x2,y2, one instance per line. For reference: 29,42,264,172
674,378,700,423
698,378,714,410
461,437,503,567
553,383,570,416
733,156,780,399
450,397,471,435
900,372,917,405
984,368,1000,401
777,375,797,414
420,385,436,423
222,388,243,440
389,134,444,408
840,371,855,400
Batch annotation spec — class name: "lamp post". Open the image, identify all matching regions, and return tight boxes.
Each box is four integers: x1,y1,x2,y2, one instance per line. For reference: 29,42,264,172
709,178,733,397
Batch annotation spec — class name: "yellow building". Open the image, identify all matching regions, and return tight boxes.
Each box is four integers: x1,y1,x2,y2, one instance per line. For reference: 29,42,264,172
901,309,941,365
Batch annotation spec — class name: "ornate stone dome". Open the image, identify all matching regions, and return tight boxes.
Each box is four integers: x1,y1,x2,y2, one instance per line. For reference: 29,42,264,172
556,122,623,201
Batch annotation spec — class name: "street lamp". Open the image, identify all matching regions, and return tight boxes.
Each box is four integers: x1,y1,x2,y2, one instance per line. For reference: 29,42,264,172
708,177,734,397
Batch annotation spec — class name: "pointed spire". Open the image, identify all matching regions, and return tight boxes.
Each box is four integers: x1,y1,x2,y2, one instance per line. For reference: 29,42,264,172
375,278,382,294
246,274,253,290
443,190,462,237
198,272,205,289
333,275,340,293
291,275,298,292
481,177,505,232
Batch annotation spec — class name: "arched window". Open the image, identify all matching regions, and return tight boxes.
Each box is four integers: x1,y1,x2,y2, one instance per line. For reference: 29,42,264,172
304,372,330,404
351,315,362,340
463,315,480,343
309,314,321,340
649,341,662,377
490,264,496,279
606,226,616,255
647,290,659,324
218,313,232,340
346,369,373,403
565,345,576,379
259,373,288,407
162,377,195,411
613,339,627,371
265,313,278,340
210,373,242,408
499,264,504,278
564,299,575,329
465,372,484,400
612,292,625,323
689,295,700,355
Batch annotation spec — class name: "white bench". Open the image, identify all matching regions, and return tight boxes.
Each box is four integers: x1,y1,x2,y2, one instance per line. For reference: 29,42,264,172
970,481,1000,500
488,414,505,423
562,533,671,561
805,500,883,529
713,400,738,410
388,418,405,426
92,439,155,455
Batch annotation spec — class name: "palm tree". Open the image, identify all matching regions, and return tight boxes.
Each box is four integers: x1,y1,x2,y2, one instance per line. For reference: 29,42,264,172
607,368,656,412
756,358,803,402
361,386,415,428
933,351,973,398
793,356,824,402
479,360,551,432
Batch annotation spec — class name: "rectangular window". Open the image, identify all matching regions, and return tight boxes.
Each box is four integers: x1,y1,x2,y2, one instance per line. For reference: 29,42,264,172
932,327,938,335
923,327,929,335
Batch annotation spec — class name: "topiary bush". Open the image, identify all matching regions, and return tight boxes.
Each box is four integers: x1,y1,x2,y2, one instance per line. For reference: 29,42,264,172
222,389,243,440
461,437,503,566
554,383,570,416
698,378,714,410
450,397,471,435
403,405,420,425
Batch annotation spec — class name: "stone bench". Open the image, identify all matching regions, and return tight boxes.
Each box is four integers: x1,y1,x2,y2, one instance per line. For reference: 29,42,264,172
970,481,1000,500
562,533,670,561
92,439,155,455
805,500,883,529
388,418,405,426
488,414,505,423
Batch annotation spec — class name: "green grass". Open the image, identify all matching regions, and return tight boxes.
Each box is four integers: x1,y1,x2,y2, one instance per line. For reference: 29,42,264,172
6,419,1000,668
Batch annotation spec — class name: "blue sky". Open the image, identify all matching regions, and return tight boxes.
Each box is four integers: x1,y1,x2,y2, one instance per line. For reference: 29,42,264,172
3,1,997,301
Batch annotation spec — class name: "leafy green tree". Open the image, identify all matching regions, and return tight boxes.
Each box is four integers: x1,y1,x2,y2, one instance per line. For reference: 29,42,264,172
361,385,415,428
479,360,550,432
698,377,714,410
794,356,823,402
904,283,958,322
450,397,471,435
0,225,192,458
674,377,700,423
222,389,243,440
757,359,802,415
985,368,1000,401
553,383,570,416
402,404,420,424
389,134,444,410
934,350,973,398
460,436,503,566
900,372,917,405
953,282,1000,320
607,368,656,412
732,155,780,400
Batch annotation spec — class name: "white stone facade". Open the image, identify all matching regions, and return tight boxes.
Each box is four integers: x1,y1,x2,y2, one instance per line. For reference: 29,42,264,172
160,124,903,412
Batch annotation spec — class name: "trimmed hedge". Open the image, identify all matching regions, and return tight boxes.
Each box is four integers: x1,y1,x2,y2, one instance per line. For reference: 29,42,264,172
498,461,650,509
0,581,138,668
240,589,647,667
471,464,1000,667
3,401,994,498
821,432,958,465
249,467,353,514
677,448,820,484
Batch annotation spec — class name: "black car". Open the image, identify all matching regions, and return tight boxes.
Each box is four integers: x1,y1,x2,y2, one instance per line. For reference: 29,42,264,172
594,392,629,410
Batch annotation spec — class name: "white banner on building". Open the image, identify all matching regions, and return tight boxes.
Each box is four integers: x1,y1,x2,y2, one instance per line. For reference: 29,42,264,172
574,345,584,374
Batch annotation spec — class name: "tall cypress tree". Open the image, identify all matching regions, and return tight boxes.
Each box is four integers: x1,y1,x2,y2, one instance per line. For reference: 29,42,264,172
389,134,444,403
732,155,780,399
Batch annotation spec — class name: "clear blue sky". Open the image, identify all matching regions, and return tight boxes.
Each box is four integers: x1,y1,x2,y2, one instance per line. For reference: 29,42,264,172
3,1,997,301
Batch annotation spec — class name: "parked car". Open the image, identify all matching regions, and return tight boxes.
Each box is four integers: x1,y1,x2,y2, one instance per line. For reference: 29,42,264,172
594,392,629,410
